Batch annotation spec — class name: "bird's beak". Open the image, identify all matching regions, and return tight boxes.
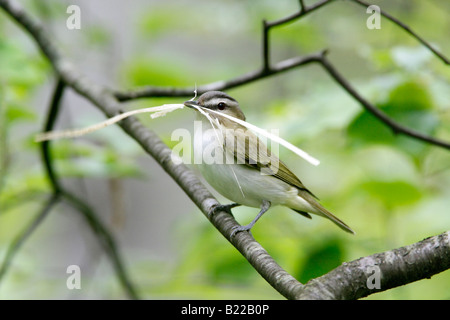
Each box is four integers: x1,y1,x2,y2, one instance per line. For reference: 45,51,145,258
184,100,200,109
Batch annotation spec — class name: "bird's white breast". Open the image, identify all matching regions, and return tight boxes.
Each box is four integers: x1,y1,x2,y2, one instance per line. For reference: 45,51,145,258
193,118,313,211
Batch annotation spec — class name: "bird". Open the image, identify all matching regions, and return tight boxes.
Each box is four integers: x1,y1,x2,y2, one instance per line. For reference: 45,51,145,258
184,91,354,237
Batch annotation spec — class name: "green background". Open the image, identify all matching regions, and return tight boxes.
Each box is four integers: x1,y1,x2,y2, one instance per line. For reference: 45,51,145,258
0,0,449,299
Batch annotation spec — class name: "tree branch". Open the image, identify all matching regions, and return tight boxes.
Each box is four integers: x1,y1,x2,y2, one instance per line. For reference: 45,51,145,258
297,231,450,299
315,51,450,150
39,78,140,299
41,78,65,192
266,0,335,29
113,52,325,101
1,74,139,297
350,0,449,65
0,193,58,284
1,0,449,299
112,0,450,151
61,189,140,299
0,79,64,286
0,0,303,299
115,0,337,101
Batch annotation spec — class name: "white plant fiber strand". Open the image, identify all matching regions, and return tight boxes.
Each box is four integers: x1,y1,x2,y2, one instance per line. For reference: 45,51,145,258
204,107,320,166
35,104,184,142
35,96,320,167
190,104,246,198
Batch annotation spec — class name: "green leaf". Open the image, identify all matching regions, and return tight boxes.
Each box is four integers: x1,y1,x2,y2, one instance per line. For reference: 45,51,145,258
348,110,395,145
347,80,438,158
385,81,433,111
5,104,36,123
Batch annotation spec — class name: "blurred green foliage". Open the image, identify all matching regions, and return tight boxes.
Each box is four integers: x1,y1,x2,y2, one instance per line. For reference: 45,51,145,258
1,0,449,300
348,80,439,159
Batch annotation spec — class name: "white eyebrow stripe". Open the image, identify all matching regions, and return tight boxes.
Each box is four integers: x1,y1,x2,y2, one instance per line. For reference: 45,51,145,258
205,97,236,106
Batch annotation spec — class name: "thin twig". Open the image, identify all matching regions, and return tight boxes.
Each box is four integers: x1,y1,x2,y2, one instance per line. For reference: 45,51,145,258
262,19,270,72
350,0,449,65
114,52,324,101
41,78,65,192
113,0,450,151
61,190,140,299
1,0,449,300
261,0,335,72
38,77,140,299
266,0,335,28
0,193,59,284
299,0,306,13
114,0,336,100
0,79,64,286
316,52,450,150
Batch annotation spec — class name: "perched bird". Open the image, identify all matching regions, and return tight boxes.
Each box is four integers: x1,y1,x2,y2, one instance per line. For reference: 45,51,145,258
184,91,354,236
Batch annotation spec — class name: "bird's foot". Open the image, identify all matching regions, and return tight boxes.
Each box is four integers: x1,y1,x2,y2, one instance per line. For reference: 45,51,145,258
209,203,240,217
229,200,270,238
230,224,253,238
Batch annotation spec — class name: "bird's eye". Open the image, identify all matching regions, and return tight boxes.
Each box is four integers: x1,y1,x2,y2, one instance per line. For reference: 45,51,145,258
217,102,226,110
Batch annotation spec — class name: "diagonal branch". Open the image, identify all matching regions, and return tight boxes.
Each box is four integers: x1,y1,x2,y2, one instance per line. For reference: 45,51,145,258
1,74,139,298
116,114,306,299
262,0,335,71
350,0,449,65
112,0,450,151
114,52,325,101
0,79,64,287
297,231,450,299
115,0,337,100
315,51,450,150
266,0,335,29
1,0,449,300
60,189,140,299
0,193,58,284
39,78,139,299
0,0,303,299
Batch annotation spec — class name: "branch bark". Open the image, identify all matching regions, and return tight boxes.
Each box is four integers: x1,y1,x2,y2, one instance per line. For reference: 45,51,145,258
40,78,139,299
113,52,324,101
112,1,450,151
0,0,304,299
297,231,450,299
1,0,449,299
315,52,450,149
0,193,58,283
350,0,449,65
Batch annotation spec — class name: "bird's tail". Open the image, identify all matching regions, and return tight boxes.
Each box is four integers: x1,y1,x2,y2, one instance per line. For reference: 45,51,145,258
315,205,355,234
292,192,355,234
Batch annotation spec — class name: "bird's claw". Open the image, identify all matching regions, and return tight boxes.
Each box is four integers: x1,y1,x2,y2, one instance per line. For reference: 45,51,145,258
230,225,252,238
209,203,240,217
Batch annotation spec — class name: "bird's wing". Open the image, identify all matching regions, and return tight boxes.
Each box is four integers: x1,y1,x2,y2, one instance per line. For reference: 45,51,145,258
223,125,317,198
